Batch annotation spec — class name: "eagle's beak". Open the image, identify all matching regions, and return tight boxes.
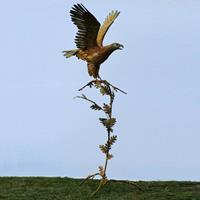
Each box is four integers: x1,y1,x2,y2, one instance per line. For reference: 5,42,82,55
118,44,124,50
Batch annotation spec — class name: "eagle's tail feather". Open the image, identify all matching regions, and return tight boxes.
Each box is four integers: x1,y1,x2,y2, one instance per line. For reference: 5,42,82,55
63,49,78,58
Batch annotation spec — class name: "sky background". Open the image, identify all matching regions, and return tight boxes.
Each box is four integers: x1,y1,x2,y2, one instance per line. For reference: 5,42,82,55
0,0,200,181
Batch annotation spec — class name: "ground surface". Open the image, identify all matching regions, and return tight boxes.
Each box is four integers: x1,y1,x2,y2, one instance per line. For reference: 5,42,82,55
0,177,200,199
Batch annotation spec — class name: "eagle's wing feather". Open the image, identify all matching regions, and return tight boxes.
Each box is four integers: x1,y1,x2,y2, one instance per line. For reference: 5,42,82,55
70,4,101,49
97,10,120,47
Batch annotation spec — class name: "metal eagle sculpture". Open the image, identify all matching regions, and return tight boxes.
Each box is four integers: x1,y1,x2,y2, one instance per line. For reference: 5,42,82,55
63,3,124,79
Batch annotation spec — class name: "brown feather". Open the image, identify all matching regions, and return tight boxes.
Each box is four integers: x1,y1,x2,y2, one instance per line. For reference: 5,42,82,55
87,63,100,78
70,4,100,49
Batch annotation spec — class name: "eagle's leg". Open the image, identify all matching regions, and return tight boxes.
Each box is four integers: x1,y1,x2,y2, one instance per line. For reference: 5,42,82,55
97,74,102,80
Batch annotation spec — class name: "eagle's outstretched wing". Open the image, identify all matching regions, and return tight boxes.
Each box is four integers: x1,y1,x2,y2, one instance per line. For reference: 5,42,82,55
70,4,101,49
96,10,120,47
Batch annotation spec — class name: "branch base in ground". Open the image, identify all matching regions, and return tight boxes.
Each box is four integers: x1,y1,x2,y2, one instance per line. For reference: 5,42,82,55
80,174,144,196
79,172,108,197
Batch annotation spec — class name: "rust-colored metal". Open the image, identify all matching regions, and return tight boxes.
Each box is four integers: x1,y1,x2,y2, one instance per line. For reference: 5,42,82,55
63,3,124,78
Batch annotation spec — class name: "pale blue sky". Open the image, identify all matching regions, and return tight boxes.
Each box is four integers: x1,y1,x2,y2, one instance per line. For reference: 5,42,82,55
0,0,200,181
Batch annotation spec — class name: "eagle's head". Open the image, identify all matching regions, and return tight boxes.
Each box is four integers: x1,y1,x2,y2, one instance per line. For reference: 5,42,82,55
112,43,124,50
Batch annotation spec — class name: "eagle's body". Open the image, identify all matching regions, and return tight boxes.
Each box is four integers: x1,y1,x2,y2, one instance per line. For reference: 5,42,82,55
77,45,114,63
63,4,123,78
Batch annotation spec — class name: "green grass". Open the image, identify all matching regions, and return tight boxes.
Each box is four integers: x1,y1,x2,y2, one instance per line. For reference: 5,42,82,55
0,177,200,199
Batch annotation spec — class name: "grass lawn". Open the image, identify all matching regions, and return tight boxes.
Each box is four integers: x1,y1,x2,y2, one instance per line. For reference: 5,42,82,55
0,177,200,199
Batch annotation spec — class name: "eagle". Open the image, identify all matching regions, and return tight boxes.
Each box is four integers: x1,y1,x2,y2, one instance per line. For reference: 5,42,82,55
63,3,124,79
